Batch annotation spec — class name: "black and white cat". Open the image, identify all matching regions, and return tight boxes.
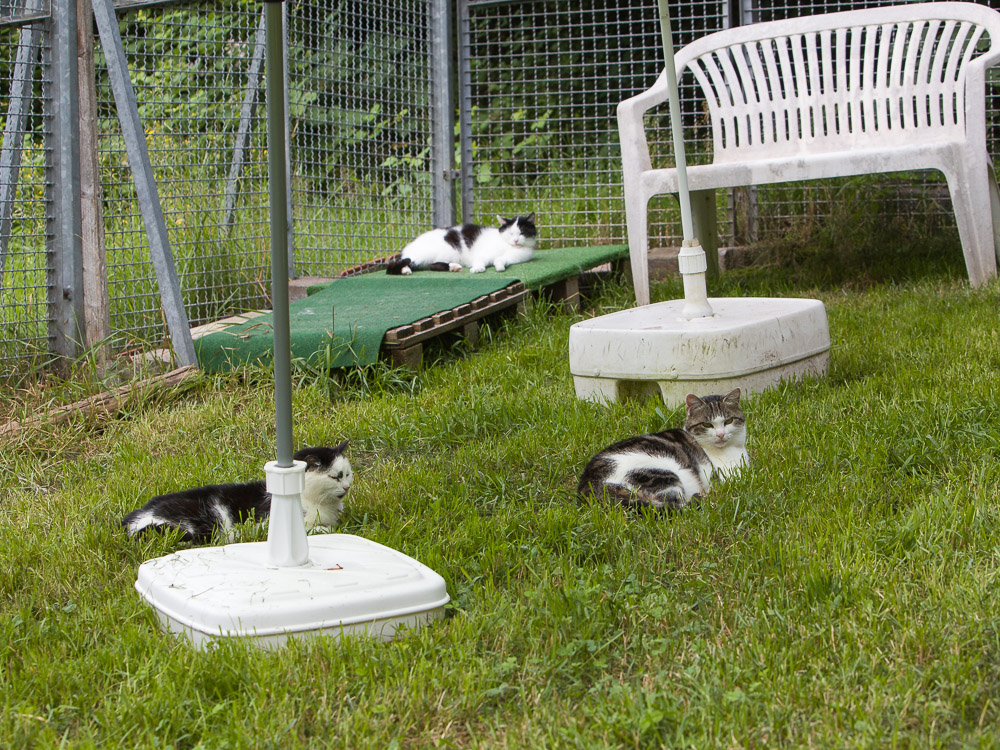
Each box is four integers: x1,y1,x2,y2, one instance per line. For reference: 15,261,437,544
122,444,353,542
385,213,537,275
577,390,749,510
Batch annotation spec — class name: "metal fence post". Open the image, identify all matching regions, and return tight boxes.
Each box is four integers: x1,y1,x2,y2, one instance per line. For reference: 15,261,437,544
45,0,85,364
430,0,455,228
456,0,474,224
92,0,197,367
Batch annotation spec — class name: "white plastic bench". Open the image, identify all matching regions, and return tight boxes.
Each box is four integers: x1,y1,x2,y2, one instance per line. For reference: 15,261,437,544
619,1,1000,305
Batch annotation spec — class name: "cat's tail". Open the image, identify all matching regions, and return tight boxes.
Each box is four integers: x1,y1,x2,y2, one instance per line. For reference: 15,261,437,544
121,508,197,541
385,258,415,275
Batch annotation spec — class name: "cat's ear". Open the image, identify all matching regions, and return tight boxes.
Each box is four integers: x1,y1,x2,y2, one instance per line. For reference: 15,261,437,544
496,214,506,226
723,388,741,404
301,452,322,468
525,212,535,223
685,394,704,412
333,440,349,454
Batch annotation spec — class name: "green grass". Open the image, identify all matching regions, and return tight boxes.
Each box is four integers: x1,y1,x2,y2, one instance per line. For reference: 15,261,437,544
2,236,1000,747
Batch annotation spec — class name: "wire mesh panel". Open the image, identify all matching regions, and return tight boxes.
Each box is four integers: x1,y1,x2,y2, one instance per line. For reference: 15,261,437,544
0,0,49,25
0,11,51,373
93,0,270,354
462,0,1000,256
91,0,437,356
289,0,437,274
459,0,729,249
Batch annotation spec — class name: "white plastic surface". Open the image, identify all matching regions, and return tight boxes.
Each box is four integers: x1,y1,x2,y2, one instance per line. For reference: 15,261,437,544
264,460,306,495
135,534,449,648
568,297,830,407
619,2,1000,305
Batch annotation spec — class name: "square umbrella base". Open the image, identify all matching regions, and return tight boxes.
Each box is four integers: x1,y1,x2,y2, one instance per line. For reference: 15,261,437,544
569,297,830,407
135,534,449,649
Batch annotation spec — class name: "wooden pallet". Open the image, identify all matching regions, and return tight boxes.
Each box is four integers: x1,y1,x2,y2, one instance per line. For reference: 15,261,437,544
151,252,625,373
539,256,632,311
381,282,527,368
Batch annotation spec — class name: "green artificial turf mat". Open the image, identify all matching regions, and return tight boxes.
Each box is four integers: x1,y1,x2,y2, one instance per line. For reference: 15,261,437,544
195,273,513,372
198,244,628,372
479,243,628,287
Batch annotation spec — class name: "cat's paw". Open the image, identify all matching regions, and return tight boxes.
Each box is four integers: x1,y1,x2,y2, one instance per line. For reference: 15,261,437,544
400,266,412,276
448,263,463,272
494,262,507,272
469,265,486,274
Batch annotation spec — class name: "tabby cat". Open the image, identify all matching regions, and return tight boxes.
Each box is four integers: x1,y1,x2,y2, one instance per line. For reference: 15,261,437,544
577,390,748,510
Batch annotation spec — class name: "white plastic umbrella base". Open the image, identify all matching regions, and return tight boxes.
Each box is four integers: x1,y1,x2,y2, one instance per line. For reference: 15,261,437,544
135,534,450,649
568,297,831,408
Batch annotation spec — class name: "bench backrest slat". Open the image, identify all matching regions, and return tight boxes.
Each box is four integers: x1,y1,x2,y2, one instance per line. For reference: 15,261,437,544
674,3,1000,161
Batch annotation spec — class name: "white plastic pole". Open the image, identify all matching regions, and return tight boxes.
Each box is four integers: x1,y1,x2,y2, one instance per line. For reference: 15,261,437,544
678,239,712,318
658,0,713,320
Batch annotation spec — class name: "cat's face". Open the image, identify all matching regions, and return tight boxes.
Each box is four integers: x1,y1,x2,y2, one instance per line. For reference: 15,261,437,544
684,389,746,450
496,213,538,250
296,443,353,499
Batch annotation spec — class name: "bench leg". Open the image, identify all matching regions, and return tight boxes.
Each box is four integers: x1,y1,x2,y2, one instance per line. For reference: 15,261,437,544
691,188,720,278
989,160,1000,270
624,186,651,306
948,155,999,286
625,187,716,303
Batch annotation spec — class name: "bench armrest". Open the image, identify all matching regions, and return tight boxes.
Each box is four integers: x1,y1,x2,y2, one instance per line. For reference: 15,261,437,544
617,70,672,175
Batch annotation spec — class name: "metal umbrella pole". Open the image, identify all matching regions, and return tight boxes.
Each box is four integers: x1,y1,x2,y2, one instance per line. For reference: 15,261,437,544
262,0,309,568
658,0,713,320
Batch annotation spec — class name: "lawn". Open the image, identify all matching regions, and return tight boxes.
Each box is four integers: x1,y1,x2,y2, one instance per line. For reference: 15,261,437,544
1,230,999,747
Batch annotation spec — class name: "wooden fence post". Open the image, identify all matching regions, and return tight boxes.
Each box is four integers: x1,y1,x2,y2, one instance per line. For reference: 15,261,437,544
78,0,111,372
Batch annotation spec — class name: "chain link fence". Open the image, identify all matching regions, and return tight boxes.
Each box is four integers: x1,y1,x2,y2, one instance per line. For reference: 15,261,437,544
1,0,998,378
